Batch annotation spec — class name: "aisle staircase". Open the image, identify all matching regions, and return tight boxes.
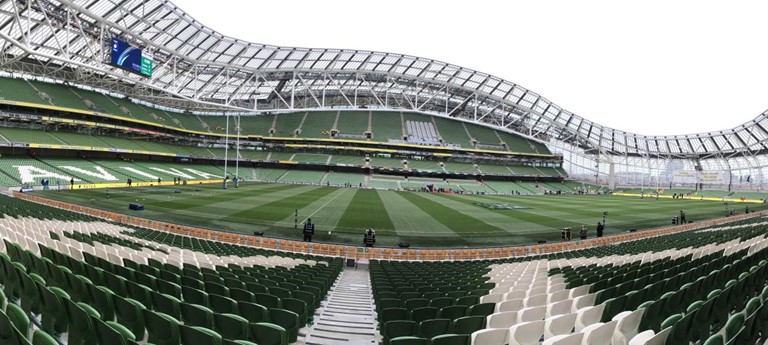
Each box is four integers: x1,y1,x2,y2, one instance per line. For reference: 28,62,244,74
305,267,379,345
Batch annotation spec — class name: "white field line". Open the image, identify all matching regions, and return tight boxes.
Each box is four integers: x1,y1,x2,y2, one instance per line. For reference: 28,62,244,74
300,188,350,224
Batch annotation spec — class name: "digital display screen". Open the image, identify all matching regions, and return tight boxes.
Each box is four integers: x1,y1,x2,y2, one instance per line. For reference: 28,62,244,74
110,38,153,77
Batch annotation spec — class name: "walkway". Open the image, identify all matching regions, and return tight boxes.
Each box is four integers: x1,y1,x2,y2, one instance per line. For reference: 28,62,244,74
304,266,379,345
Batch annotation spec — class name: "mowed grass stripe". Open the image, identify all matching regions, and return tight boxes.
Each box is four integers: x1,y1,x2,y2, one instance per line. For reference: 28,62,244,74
337,189,394,230
378,190,456,236
118,183,303,211
398,192,507,234
422,193,545,233
230,186,336,221
554,196,725,223
182,184,326,216
479,194,727,232
464,196,603,224
134,184,314,218
478,195,672,221
103,184,324,226
276,188,355,230
437,194,561,232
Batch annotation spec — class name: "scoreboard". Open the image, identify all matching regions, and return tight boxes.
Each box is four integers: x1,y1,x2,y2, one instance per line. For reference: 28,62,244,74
110,38,153,77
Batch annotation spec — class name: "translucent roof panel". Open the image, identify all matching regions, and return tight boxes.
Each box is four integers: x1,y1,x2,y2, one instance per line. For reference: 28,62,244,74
0,0,765,160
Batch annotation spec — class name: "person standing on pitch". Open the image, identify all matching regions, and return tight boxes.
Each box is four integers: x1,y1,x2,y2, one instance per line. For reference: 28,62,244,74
596,221,604,237
680,210,686,224
580,224,588,240
303,218,315,242
363,228,376,247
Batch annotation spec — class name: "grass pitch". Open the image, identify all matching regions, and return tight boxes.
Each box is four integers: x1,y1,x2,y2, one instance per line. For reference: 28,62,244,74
35,182,765,248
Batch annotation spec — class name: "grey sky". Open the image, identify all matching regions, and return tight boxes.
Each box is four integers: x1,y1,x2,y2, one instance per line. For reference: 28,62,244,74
175,0,768,136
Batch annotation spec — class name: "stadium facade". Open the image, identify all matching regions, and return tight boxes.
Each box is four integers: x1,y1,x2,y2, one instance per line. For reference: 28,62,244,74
0,0,766,192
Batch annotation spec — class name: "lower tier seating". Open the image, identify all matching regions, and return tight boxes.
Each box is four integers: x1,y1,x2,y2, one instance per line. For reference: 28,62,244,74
0,194,343,344
374,216,768,345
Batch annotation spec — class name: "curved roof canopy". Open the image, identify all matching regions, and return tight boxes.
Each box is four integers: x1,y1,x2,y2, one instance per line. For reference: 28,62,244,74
0,0,766,161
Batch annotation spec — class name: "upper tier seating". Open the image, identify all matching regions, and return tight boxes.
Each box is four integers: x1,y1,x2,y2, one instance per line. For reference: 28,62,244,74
0,77,552,155
297,111,336,139
0,77,47,104
432,116,473,148
335,111,369,137
371,112,404,143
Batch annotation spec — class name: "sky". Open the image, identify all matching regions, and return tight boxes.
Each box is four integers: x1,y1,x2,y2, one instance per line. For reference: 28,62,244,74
174,0,768,136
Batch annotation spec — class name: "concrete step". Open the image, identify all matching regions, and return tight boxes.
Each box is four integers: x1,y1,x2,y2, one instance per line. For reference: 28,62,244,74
305,267,380,344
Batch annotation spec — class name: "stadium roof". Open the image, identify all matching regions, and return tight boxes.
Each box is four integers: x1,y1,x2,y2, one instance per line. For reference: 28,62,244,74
1,0,767,161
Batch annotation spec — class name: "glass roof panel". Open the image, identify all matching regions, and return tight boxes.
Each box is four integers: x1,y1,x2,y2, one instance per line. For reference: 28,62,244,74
1,0,765,160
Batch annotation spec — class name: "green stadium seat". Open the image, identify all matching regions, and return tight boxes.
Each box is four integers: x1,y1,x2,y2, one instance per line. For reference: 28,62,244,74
249,322,287,345
38,283,70,334
466,303,494,317
223,340,258,345
417,319,450,339
254,293,281,309
17,270,43,316
664,312,694,345
213,313,250,341
454,296,478,307
428,334,469,345
182,285,209,306
144,310,181,345
31,329,58,345
64,299,100,345
209,294,238,314
411,307,438,323
181,302,214,328
4,303,29,341
281,297,308,326
228,288,254,303
724,312,745,343
450,315,485,335
0,307,28,345
152,291,183,320
180,325,223,345
269,286,292,299
390,336,428,345
383,320,417,345
94,318,138,345
114,296,146,340
269,308,300,343
405,298,430,310
237,301,270,324
87,283,116,321
126,281,153,309
104,273,128,297
157,279,183,299
703,333,724,345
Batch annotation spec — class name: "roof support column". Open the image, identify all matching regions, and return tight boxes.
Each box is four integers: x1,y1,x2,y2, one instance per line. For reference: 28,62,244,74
385,77,389,108
608,162,616,190
415,81,418,109
322,73,326,107
290,71,295,109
